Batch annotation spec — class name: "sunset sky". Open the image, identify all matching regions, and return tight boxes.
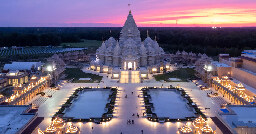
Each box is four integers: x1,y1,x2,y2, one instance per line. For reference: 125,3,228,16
1,0,256,27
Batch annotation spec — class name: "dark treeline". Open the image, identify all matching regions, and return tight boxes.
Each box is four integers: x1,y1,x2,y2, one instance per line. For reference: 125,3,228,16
0,27,256,56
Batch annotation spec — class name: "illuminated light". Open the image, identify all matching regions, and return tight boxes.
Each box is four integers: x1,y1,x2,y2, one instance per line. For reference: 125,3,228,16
166,122,171,128
113,74,119,78
201,124,214,133
166,65,170,68
103,67,108,72
207,65,212,71
222,76,229,79
124,62,126,70
176,122,181,128
192,115,206,129
52,117,65,128
152,68,157,72
47,65,53,72
37,128,44,134
178,122,193,134
97,67,100,71
31,76,37,79
90,65,95,70
5,76,47,103
45,123,57,133
9,73,16,76
128,62,133,69
236,83,245,90
141,74,147,78
66,123,80,134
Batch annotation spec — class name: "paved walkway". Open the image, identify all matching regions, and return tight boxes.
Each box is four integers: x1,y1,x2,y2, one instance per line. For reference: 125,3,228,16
34,68,225,134
35,82,223,134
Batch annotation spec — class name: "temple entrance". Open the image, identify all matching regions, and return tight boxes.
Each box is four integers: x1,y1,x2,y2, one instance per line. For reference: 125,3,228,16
124,61,136,70
128,62,133,70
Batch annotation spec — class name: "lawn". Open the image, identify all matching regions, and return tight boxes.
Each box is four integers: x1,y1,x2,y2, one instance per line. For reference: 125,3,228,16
61,39,102,50
153,68,197,82
64,68,103,83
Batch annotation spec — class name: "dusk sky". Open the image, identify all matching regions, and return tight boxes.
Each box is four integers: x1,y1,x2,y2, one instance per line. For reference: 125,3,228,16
1,0,256,27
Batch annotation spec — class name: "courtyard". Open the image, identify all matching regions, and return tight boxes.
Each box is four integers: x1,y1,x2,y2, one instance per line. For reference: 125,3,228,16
34,68,224,133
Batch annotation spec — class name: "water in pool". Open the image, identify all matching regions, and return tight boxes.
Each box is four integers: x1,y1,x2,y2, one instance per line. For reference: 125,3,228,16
64,90,111,119
150,90,195,119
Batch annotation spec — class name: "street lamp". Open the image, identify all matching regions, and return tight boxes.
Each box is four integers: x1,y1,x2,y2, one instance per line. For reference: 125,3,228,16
47,65,53,72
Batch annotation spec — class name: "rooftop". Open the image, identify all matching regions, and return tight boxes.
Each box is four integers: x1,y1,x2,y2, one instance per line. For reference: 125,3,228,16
211,61,231,67
3,62,42,71
241,50,256,60
220,105,256,129
0,105,35,134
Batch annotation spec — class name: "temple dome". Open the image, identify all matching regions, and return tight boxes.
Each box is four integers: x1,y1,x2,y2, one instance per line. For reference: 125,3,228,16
114,42,121,56
144,37,154,45
140,43,148,56
105,37,116,47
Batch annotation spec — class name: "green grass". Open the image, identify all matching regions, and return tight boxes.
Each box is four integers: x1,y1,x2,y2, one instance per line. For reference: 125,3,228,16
61,39,102,49
153,68,197,82
64,68,103,83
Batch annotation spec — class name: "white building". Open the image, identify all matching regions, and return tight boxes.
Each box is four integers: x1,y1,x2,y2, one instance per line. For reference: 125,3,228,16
219,105,256,134
90,11,169,81
3,62,42,72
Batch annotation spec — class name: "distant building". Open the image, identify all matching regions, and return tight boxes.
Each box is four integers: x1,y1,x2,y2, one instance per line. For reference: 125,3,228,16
44,54,66,85
170,50,199,66
59,50,90,64
198,50,256,105
3,62,42,72
0,70,29,87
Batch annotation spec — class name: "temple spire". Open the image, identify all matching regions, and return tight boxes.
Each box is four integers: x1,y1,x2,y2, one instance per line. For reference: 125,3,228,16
119,9,141,43
128,4,131,14
147,30,149,37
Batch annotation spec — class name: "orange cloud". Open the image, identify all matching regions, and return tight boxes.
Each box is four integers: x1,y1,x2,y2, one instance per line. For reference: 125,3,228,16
134,8,256,27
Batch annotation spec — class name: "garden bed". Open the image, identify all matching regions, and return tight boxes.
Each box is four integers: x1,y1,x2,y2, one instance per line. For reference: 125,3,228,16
64,68,102,83
153,68,197,82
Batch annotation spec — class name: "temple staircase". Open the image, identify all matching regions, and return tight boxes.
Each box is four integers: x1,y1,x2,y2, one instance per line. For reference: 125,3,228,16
119,70,140,83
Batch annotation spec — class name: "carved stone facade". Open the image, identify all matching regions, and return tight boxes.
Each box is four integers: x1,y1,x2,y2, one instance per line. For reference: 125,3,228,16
91,11,167,75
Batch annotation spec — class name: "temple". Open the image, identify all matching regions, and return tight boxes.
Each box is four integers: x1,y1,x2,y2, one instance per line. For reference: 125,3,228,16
90,11,169,82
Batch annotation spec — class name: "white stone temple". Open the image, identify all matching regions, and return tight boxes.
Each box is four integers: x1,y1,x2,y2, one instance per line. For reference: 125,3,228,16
90,11,170,82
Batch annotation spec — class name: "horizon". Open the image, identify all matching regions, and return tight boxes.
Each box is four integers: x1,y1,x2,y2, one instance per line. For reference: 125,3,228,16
1,0,256,27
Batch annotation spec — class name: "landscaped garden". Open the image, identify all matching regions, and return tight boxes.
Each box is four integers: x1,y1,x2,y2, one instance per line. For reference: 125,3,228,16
142,87,206,122
54,87,118,123
153,68,197,82
64,68,103,83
